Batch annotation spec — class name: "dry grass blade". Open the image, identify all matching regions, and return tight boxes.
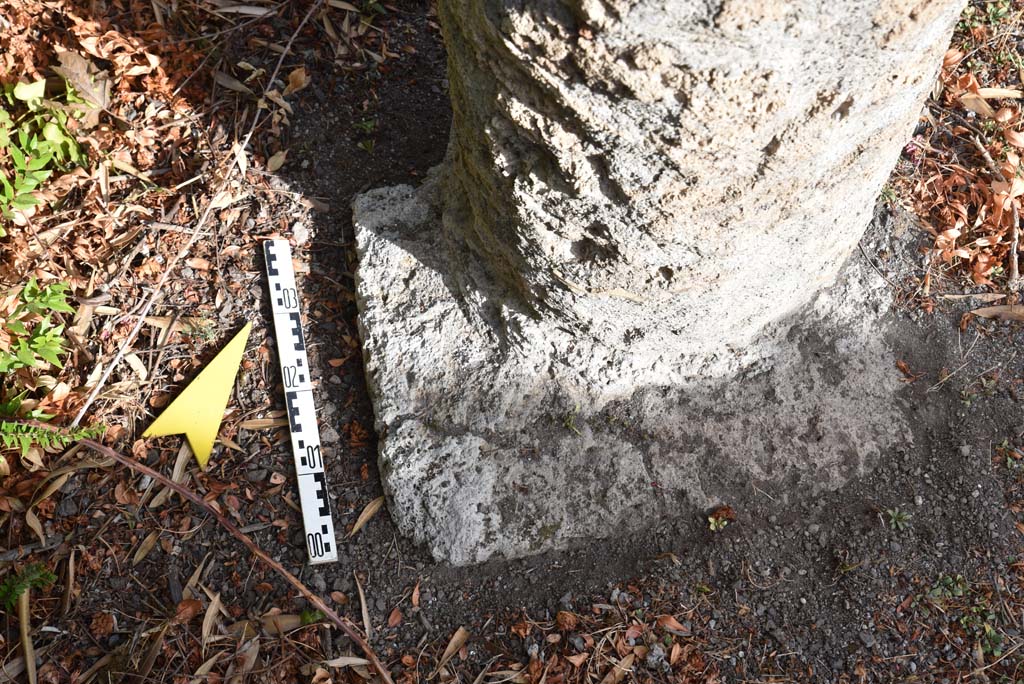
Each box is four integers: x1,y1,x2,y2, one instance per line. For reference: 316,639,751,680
324,656,371,668
225,639,260,684
432,627,470,677
977,87,1024,99
202,592,222,653
938,293,1006,302
354,571,372,641
970,304,1024,320
237,417,288,430
62,549,75,615
149,442,193,508
137,624,168,682
190,652,223,684
19,590,36,684
349,496,385,537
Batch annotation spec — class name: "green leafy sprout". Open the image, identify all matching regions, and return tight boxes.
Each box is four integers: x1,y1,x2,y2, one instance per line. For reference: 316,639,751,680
0,278,75,374
0,78,87,229
0,420,105,458
708,516,728,532
886,507,912,531
0,562,56,612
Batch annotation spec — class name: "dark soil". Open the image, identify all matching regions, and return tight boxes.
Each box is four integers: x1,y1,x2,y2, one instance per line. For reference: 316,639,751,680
40,2,1024,682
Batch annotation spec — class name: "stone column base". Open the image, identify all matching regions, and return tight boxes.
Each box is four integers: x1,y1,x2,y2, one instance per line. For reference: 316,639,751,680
353,176,911,565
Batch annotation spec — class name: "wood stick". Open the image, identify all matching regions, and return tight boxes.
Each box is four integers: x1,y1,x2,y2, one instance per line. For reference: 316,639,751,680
75,437,393,684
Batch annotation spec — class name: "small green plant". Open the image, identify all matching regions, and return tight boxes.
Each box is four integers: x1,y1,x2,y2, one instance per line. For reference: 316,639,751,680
357,139,375,154
300,608,325,625
878,184,897,206
0,278,75,374
0,420,105,457
708,516,728,532
563,405,581,435
886,507,912,531
958,0,1012,31
0,79,86,228
353,118,376,134
0,562,56,611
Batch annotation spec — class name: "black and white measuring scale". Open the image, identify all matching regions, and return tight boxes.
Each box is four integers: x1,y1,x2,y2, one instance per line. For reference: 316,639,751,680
263,240,338,564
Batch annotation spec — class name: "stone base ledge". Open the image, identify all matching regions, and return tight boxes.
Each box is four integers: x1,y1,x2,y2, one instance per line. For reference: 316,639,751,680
353,178,911,565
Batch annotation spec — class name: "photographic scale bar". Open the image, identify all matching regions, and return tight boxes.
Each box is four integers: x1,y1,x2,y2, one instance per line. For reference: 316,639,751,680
263,239,338,564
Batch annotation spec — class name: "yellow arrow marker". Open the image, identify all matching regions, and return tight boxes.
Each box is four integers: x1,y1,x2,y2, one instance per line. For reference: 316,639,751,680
143,322,252,469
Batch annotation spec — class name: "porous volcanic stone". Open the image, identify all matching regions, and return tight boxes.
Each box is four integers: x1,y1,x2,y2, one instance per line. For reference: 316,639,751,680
353,0,964,563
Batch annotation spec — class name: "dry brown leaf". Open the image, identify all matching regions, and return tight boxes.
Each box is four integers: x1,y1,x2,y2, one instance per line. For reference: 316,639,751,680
655,614,689,634
133,531,160,565
961,93,996,119
124,353,148,381
977,87,1024,99
565,653,589,668
555,611,578,631
432,627,470,676
1005,128,1024,148
191,652,223,682
202,593,222,653
225,639,259,684
387,607,403,627
24,509,45,545
53,51,110,128
21,447,44,472
174,599,203,625
995,107,1016,123
970,304,1024,320
599,653,634,684
214,70,255,96
349,496,385,537
943,48,965,68
411,580,420,607
283,67,310,96
262,613,303,635
267,150,288,172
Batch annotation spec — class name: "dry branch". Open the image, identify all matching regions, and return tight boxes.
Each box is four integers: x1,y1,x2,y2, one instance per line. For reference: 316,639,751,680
73,436,393,684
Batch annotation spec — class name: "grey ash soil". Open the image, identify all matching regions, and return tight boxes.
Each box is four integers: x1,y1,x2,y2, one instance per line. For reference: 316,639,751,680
79,3,1024,681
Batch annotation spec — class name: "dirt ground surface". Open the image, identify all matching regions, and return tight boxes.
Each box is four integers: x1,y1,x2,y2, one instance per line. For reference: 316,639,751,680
4,1,1024,683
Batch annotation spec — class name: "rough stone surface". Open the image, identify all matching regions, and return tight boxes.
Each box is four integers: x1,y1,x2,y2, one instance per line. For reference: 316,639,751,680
438,0,965,362
355,177,907,564
353,0,965,563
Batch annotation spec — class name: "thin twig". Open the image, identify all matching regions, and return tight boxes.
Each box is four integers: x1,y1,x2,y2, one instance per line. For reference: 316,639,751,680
71,0,325,427
70,435,393,684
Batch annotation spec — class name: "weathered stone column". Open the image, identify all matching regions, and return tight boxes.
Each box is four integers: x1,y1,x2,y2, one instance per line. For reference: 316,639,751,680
354,0,964,563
